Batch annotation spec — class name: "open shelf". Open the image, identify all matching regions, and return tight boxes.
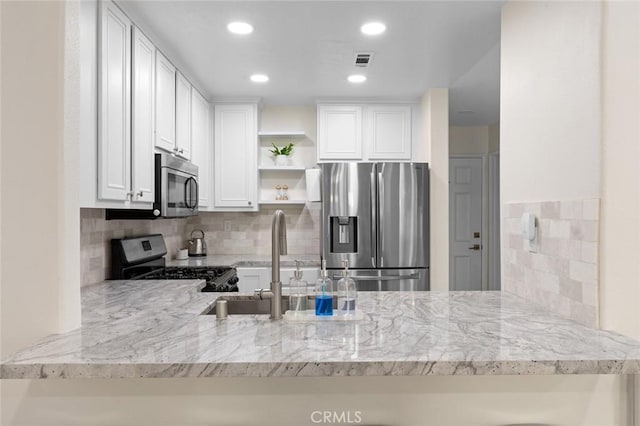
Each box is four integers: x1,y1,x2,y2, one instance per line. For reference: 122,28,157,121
258,131,306,137
259,165,306,171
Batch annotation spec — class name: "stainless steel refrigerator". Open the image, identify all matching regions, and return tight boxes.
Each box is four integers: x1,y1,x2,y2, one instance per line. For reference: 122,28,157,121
321,162,429,291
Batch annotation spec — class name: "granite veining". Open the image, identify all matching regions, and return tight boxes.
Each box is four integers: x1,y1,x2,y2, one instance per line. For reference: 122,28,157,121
2,279,640,379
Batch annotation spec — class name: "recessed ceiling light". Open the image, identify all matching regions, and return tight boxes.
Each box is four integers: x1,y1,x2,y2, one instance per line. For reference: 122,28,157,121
348,74,367,83
227,22,253,35
361,22,386,36
250,74,269,83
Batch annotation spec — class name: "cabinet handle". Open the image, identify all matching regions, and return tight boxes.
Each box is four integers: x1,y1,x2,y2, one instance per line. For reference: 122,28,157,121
137,191,144,198
248,201,252,206
173,147,179,152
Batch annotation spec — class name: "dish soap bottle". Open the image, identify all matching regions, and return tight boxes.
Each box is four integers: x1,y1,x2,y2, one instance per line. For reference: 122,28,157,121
315,259,333,316
289,260,308,313
337,259,357,315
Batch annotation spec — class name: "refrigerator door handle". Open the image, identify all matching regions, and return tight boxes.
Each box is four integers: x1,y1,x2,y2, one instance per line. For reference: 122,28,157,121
378,170,384,267
370,167,377,268
332,273,420,281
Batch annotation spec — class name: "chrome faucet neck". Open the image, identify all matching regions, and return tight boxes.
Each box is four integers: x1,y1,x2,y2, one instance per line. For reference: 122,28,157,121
270,210,287,320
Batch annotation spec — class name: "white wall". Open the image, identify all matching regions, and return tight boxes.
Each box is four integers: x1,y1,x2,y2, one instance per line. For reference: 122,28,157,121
421,89,449,291
488,122,500,153
500,1,601,203
0,0,80,358
1,375,631,425
599,0,640,340
449,126,489,155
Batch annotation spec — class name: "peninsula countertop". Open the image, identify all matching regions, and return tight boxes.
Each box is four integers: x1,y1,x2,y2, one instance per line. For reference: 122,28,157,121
2,279,640,379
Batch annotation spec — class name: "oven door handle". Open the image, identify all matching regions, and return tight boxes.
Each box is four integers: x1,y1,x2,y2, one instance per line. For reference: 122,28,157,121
331,273,420,281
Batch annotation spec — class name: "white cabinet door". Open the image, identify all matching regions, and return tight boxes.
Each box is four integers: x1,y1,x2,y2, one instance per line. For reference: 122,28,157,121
366,105,412,160
317,105,362,160
175,72,192,160
191,89,210,207
131,26,155,204
98,0,131,201
236,268,270,293
155,51,176,153
214,104,258,210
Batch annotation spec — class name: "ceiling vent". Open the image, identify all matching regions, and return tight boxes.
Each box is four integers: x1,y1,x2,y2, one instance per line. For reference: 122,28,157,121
354,52,374,68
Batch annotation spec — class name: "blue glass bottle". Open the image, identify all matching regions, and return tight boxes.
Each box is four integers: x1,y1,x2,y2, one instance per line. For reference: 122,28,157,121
315,260,333,316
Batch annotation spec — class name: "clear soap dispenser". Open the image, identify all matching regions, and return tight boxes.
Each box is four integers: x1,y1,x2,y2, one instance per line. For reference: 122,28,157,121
289,260,308,313
315,259,333,316
337,259,357,315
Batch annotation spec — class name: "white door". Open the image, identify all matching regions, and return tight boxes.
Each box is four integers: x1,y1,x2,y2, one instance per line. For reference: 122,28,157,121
190,89,210,207
449,157,483,291
98,0,131,201
366,105,412,160
214,104,258,210
131,26,155,205
317,105,362,160
155,51,176,153
175,72,192,160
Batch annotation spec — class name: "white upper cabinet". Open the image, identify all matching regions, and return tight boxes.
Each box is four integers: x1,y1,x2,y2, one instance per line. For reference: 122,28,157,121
98,0,131,201
317,103,413,162
191,89,210,208
175,72,192,160
317,105,363,160
155,51,176,153
366,105,412,160
131,26,155,204
214,104,258,210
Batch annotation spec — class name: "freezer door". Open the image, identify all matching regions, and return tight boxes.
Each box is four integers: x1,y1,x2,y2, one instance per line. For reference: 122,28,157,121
321,163,376,269
328,268,429,291
377,163,429,268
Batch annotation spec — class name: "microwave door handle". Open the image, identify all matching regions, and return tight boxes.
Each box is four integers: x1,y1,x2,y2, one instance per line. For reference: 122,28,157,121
191,178,199,210
184,178,192,209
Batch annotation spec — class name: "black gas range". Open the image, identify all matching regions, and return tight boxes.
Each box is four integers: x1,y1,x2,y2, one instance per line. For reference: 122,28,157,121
110,234,239,292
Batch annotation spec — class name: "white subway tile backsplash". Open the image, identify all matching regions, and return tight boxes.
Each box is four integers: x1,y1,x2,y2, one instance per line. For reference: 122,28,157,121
503,198,600,327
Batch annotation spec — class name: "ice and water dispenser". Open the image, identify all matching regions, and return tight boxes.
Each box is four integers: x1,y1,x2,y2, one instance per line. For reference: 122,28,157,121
329,216,358,253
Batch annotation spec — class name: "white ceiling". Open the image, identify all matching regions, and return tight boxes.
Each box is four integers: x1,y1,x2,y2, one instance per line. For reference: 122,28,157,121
119,1,503,126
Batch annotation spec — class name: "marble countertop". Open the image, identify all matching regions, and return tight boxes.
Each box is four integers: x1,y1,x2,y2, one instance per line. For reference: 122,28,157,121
3,279,640,379
166,254,321,268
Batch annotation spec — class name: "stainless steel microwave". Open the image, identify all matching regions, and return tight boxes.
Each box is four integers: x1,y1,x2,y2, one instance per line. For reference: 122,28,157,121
106,153,198,220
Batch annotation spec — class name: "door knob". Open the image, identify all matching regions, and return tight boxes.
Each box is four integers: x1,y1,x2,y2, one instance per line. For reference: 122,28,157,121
468,244,482,251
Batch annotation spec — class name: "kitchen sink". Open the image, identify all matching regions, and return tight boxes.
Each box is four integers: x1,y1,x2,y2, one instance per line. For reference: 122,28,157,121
203,295,337,315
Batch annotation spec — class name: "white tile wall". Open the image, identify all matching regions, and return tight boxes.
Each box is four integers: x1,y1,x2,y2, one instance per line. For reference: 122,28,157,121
503,199,600,327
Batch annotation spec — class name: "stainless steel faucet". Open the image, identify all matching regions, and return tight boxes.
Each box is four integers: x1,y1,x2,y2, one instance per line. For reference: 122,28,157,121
255,210,287,319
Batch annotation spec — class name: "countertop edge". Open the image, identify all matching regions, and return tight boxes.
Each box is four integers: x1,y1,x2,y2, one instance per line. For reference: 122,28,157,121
3,359,639,380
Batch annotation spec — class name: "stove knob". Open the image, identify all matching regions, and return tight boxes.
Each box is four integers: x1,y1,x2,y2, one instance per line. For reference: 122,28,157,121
153,209,160,217
229,276,239,285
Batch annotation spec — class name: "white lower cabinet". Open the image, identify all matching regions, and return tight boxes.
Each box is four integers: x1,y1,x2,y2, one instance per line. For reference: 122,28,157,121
236,267,320,294
213,103,258,210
